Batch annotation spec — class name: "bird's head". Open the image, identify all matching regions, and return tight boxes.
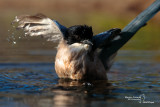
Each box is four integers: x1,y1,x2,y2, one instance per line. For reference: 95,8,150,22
65,25,93,48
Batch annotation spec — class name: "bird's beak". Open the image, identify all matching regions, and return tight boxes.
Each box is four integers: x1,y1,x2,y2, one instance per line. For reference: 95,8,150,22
81,40,93,46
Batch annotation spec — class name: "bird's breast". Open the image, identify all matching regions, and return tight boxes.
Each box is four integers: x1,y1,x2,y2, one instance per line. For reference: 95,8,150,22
55,40,107,80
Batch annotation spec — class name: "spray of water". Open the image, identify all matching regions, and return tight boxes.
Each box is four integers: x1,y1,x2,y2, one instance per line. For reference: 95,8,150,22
7,18,46,46
7,25,17,45
7,22,30,45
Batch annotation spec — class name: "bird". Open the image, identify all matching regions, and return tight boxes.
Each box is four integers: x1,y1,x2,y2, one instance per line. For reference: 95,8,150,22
12,13,121,80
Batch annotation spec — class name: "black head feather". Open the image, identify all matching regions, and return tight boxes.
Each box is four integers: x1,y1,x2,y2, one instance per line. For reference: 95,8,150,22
65,25,93,45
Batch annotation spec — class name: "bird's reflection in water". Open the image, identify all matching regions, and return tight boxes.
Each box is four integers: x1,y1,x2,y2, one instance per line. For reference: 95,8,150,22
51,78,113,106
0,79,114,107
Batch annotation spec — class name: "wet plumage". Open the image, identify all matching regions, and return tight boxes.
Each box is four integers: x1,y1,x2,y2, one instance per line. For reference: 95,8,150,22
13,13,121,80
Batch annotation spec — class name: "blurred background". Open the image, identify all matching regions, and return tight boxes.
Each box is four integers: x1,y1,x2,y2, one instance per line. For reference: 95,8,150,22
0,0,160,62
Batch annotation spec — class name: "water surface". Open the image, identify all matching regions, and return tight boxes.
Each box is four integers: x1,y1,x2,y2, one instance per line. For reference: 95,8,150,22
0,50,160,107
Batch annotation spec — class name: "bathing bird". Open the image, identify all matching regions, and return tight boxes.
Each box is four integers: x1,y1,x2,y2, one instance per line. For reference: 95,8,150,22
13,13,121,80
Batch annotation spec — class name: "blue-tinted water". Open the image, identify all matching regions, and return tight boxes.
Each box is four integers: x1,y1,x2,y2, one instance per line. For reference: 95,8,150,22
0,51,160,107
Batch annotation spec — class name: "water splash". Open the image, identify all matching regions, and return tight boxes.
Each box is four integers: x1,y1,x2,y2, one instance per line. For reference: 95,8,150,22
7,23,27,45
7,26,17,45
7,19,46,46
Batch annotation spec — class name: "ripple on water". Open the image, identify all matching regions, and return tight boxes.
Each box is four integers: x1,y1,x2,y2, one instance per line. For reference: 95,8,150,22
0,60,160,106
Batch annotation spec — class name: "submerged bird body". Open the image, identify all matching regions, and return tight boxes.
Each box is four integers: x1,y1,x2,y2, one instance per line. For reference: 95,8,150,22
13,13,121,80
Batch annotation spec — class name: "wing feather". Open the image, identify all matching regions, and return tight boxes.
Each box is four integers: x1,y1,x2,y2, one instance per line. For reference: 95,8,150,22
12,13,67,42
93,28,121,70
93,28,121,49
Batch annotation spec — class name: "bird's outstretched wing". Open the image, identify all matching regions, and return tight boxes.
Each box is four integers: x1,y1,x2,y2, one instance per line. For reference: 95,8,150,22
12,13,67,42
93,28,121,71
93,28,121,49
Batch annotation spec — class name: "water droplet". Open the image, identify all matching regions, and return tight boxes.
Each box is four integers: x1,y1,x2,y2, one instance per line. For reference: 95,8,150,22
25,33,28,36
13,41,16,44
